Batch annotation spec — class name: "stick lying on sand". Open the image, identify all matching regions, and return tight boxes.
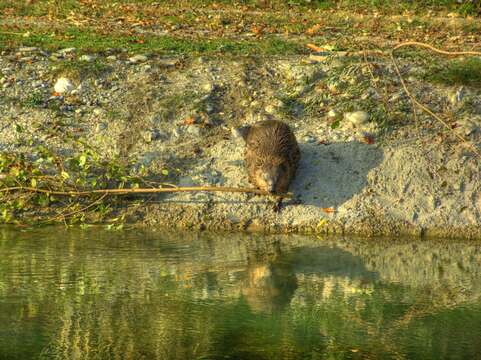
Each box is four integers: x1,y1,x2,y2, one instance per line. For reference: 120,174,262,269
0,185,293,198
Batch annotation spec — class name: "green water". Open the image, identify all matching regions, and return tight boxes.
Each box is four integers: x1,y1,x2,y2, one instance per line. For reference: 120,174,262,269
1,228,481,360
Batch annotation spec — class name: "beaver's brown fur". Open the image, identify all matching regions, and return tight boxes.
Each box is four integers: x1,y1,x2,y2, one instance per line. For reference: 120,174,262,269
238,120,300,194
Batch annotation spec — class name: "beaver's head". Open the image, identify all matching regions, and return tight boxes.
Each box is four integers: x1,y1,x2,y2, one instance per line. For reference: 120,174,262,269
253,161,288,193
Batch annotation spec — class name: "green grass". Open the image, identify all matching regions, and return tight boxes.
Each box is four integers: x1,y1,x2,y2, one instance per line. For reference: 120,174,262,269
1,0,479,17
425,58,481,88
0,27,304,56
0,0,81,17
50,59,113,80
24,91,45,108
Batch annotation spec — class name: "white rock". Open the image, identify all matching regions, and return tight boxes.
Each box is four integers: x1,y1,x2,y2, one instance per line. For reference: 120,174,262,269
79,54,96,62
31,80,44,88
448,86,466,106
265,105,276,114
93,108,104,116
327,109,338,118
303,135,316,143
58,47,76,54
344,111,370,125
128,54,148,63
54,77,74,94
19,46,38,53
203,82,214,92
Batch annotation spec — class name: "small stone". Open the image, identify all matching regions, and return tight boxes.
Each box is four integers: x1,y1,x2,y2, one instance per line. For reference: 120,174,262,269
142,130,153,142
19,56,35,62
173,126,183,138
331,134,341,141
327,109,338,118
54,77,74,94
205,103,215,114
58,48,76,54
151,129,167,141
50,54,62,61
79,54,96,62
303,135,316,143
265,104,276,114
389,92,403,102
448,86,466,106
344,111,369,125
203,82,214,92
158,58,179,67
95,122,108,132
19,46,38,53
128,54,148,63
186,125,201,136
32,80,44,88
93,108,104,117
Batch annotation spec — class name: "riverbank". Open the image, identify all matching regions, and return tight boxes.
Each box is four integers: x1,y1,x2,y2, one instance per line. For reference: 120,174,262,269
1,46,480,238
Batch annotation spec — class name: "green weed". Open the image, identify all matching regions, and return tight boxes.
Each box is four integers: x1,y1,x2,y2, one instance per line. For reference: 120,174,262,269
425,58,481,88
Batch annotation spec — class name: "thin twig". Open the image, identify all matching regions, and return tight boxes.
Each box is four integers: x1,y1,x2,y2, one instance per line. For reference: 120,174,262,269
0,186,292,198
391,41,481,159
393,41,481,57
41,193,109,224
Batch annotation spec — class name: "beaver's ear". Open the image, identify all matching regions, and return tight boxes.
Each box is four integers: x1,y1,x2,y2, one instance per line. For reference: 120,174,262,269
231,125,251,142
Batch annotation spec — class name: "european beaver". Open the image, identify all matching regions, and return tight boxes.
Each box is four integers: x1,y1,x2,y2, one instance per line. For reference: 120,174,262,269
236,120,300,195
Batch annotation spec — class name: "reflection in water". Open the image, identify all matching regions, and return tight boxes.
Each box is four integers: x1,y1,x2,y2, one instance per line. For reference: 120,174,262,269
0,228,481,359
242,261,297,314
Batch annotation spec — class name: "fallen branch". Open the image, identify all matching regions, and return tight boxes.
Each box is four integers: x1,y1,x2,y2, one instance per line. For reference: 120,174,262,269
393,41,481,57
0,186,292,198
391,41,481,159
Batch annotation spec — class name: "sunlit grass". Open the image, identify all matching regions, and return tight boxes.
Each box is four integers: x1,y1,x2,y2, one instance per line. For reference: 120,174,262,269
0,26,304,55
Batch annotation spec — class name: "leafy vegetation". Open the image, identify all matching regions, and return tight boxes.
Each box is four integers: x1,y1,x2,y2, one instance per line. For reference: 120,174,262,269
0,125,156,226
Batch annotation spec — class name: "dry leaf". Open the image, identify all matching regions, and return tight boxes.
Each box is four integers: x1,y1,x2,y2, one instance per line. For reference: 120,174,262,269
363,134,375,145
183,116,197,125
306,24,321,35
306,43,323,52
251,23,264,36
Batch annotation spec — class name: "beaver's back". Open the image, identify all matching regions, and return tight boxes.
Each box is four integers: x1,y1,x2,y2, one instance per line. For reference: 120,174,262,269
244,120,299,161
